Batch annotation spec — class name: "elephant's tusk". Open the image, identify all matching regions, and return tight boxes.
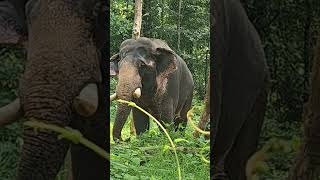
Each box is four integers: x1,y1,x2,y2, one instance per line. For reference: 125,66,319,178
110,93,117,101
0,98,21,127
133,88,141,98
73,84,99,117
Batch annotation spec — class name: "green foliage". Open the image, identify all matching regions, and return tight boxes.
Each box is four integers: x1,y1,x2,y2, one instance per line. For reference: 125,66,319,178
0,45,25,179
0,45,24,101
0,123,22,180
110,0,134,54
243,0,320,123
110,99,210,179
255,114,303,179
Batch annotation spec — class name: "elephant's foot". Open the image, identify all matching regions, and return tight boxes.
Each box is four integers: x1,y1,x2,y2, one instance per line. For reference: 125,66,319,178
211,165,229,180
211,172,229,180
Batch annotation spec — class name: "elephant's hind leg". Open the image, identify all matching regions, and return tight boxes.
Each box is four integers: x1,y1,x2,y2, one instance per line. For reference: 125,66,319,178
132,108,150,135
175,95,193,131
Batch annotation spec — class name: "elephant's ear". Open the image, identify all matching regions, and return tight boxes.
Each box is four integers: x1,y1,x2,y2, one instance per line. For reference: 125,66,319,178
110,53,119,76
0,0,27,45
153,40,178,94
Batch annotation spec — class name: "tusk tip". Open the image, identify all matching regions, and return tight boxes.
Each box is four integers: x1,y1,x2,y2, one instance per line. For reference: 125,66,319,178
73,84,98,117
110,93,117,102
133,88,141,98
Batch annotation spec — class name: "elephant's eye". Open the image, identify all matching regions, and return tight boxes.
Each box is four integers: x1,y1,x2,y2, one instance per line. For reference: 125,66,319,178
120,51,127,58
140,62,146,67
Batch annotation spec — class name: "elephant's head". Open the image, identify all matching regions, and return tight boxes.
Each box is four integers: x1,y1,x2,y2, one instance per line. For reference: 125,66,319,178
110,37,178,141
0,0,107,179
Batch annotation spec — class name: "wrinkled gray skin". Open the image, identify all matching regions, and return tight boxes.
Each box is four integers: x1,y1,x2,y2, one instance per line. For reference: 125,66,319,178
212,0,270,179
110,37,194,141
0,0,108,179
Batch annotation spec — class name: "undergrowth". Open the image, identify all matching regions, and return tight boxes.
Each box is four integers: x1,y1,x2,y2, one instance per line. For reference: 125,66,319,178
110,98,210,180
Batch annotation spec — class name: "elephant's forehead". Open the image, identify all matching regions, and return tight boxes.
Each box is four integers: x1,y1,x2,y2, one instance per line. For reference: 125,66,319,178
121,37,155,48
120,41,154,54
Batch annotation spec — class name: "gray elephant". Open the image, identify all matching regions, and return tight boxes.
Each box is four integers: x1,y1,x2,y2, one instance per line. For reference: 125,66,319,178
110,37,194,141
0,0,108,179
212,0,270,179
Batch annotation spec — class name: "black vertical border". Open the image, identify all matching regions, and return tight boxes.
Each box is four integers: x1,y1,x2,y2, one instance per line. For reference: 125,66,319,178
100,0,111,177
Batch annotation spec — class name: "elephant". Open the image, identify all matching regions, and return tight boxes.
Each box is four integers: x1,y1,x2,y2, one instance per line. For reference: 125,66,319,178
212,0,270,179
0,0,108,179
110,37,194,141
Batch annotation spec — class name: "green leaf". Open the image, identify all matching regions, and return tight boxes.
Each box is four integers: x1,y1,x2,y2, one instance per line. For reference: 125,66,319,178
174,138,189,143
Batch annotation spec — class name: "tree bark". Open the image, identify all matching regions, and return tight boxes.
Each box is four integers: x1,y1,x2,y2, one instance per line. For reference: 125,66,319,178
288,35,320,180
194,75,210,139
177,0,182,50
303,0,312,101
132,0,143,39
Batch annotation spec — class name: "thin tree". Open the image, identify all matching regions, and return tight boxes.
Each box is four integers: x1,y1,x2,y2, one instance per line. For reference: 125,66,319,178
132,0,143,39
177,0,182,50
194,75,210,139
131,0,143,135
303,0,312,100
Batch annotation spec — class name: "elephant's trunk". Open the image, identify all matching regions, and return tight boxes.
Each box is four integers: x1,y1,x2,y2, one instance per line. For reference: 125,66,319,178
112,103,132,141
18,128,69,180
17,91,71,180
112,61,141,141
112,88,137,141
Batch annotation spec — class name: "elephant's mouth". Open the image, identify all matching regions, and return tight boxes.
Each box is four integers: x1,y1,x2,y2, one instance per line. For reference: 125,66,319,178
0,83,100,127
110,87,142,102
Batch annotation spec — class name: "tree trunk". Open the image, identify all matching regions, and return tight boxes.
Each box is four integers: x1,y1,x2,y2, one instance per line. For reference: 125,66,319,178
303,0,312,101
194,75,210,139
288,35,320,180
177,0,182,50
132,0,143,39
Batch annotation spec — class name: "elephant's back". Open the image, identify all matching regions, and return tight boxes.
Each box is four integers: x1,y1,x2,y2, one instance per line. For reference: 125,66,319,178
176,54,194,89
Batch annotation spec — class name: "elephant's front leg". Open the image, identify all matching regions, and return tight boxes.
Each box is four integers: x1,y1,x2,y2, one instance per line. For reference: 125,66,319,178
153,99,175,131
132,107,150,135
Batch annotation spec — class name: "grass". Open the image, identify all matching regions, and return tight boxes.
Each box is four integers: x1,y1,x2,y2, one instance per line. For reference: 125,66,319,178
0,123,22,180
110,98,210,180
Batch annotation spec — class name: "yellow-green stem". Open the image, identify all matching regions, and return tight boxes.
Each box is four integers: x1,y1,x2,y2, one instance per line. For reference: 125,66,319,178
187,108,210,135
24,119,109,160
